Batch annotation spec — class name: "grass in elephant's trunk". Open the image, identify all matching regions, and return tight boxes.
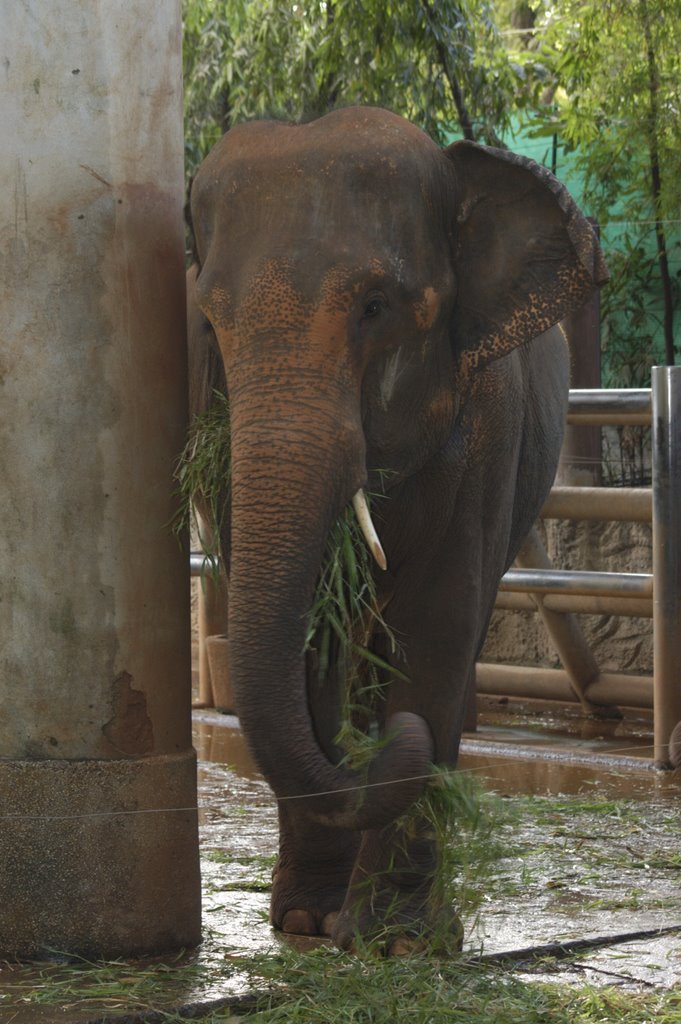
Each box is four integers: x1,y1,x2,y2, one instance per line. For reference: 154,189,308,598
172,389,400,753
174,392,505,945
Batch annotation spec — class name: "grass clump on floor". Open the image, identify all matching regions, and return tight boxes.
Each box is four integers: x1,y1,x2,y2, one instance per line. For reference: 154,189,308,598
186,947,681,1024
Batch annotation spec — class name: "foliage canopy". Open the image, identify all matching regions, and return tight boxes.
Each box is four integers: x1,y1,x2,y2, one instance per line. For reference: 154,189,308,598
183,0,681,378
513,0,681,377
183,0,518,174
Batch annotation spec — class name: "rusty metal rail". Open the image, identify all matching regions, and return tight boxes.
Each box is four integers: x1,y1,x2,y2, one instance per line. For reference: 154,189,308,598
480,371,681,767
541,485,652,523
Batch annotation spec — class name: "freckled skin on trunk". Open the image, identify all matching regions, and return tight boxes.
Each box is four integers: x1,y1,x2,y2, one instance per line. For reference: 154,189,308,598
187,105,607,947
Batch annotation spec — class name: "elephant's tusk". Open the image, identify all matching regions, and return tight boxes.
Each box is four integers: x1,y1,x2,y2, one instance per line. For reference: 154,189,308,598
352,489,388,572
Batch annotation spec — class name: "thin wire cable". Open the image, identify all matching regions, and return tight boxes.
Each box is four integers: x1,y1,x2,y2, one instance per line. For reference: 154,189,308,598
1,741,673,823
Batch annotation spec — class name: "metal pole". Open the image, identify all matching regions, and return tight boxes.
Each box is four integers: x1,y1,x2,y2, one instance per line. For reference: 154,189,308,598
514,528,601,713
541,486,652,523
476,663,653,709
567,389,651,425
651,366,681,767
495,591,653,618
499,568,653,599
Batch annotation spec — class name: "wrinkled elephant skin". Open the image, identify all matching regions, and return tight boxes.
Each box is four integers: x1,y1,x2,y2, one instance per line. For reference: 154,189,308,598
187,106,607,949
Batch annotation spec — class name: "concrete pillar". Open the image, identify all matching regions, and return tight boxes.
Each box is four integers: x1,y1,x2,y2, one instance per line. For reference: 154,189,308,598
0,2,201,956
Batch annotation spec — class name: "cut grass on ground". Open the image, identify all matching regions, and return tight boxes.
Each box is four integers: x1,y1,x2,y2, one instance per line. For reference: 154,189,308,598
113,949,681,1024
2,791,679,1023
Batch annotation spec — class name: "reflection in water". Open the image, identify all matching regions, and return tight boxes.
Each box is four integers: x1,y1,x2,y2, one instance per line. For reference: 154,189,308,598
457,746,678,800
193,711,261,780
192,706,678,802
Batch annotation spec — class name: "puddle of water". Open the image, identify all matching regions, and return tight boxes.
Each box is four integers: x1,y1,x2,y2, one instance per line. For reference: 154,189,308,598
458,744,680,801
194,710,261,780
192,707,678,803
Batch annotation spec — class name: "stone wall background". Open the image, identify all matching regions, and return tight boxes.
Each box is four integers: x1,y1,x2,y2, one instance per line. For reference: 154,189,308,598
481,519,653,676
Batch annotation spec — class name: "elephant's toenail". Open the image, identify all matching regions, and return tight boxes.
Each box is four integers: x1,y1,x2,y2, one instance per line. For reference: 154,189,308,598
320,911,338,936
281,910,317,935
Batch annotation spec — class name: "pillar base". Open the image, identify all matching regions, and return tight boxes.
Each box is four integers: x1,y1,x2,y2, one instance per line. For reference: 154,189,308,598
0,751,201,958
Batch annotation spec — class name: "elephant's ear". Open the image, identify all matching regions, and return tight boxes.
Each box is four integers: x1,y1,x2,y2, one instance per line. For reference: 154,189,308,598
445,140,608,373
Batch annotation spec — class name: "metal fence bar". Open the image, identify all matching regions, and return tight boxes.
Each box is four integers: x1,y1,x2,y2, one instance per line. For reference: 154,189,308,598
495,592,653,618
567,388,652,426
499,568,653,599
514,528,600,712
652,366,681,766
476,664,653,710
541,486,652,523
190,553,218,577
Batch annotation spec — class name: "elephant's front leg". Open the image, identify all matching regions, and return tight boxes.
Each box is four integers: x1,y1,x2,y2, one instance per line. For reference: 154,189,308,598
271,802,360,936
270,647,360,936
330,522,487,952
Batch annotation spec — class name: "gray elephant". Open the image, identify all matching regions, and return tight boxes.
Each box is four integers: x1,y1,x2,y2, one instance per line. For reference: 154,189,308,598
187,106,607,951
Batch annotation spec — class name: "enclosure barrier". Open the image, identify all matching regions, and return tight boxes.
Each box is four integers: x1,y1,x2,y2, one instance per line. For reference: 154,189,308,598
191,369,681,768
479,368,681,768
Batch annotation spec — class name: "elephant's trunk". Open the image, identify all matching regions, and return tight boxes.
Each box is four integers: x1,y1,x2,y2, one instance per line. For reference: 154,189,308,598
226,369,433,830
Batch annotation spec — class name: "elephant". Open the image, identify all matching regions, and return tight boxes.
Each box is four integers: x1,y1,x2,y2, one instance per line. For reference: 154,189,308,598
186,105,607,951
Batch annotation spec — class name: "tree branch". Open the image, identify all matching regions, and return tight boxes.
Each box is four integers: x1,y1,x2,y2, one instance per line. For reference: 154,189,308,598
420,0,476,141
641,0,675,365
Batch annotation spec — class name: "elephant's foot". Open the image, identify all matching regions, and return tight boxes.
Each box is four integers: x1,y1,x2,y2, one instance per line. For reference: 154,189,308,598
270,860,351,936
270,809,359,936
330,823,464,955
331,879,463,955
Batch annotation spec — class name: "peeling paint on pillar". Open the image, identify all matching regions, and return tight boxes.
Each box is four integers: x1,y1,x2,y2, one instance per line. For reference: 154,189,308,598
0,1,201,955
103,673,155,757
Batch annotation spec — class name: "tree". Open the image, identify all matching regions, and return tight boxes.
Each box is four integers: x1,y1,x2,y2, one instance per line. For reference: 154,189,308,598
513,0,681,372
182,0,519,179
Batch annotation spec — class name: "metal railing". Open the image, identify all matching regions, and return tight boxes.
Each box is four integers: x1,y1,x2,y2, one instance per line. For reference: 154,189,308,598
191,368,681,767
479,367,681,767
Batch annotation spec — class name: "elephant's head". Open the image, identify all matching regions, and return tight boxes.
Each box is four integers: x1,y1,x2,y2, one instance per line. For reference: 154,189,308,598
189,106,606,829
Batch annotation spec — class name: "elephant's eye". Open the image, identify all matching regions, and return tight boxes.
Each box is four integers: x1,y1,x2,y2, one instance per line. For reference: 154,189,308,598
362,297,385,321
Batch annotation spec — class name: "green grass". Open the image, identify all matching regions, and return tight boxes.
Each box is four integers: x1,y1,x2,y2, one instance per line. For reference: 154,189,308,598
3,791,679,1023
8,948,678,1024
167,948,681,1024
0,950,222,1017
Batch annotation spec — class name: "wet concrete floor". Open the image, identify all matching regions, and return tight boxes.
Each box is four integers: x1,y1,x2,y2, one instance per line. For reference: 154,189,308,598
2,698,679,1022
